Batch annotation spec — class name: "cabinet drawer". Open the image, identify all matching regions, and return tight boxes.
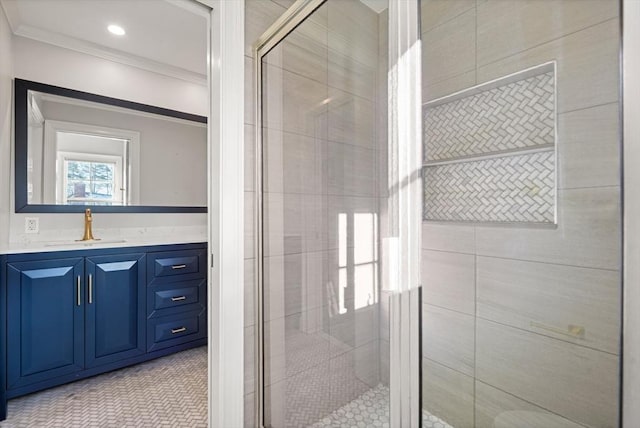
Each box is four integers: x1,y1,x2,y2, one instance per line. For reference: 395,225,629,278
147,249,206,285
147,310,206,352
147,279,206,318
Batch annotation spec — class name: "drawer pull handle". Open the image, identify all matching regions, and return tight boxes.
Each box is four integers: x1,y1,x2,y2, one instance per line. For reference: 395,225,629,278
88,274,93,304
172,264,187,270
171,327,187,334
171,296,187,302
76,276,81,306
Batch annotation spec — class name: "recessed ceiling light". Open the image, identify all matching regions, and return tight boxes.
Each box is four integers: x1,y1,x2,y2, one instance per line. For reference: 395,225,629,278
107,24,126,36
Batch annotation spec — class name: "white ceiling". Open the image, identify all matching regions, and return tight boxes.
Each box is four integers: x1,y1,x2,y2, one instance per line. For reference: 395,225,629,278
0,0,207,83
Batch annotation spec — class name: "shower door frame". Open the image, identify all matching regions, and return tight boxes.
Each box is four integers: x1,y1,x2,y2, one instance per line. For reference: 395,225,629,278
253,1,423,426
253,2,326,426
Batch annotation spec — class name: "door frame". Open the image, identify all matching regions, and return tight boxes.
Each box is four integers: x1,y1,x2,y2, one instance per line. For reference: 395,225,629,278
201,0,246,427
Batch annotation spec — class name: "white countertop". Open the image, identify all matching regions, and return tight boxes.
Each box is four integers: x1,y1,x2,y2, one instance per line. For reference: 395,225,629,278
0,233,207,255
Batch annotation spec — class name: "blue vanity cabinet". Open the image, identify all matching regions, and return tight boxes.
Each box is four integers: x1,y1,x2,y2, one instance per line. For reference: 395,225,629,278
146,249,207,352
6,258,85,390
1,243,207,421
85,254,146,368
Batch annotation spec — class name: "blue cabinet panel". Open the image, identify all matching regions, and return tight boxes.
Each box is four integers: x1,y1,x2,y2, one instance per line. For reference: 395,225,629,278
85,254,146,368
147,309,206,352
147,278,206,318
147,249,206,285
7,258,84,389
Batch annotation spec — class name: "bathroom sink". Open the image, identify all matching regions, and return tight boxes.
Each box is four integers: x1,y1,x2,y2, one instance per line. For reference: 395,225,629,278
44,239,128,247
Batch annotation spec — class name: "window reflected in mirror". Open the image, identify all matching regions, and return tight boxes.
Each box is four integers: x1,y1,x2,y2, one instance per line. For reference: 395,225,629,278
20,83,207,210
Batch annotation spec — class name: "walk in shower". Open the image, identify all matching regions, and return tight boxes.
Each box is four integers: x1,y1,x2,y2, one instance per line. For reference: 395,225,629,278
250,0,622,427
254,0,421,425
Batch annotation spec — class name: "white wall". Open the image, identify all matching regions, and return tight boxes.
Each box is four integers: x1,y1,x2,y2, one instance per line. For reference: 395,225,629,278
13,36,207,116
0,6,13,251
8,35,208,247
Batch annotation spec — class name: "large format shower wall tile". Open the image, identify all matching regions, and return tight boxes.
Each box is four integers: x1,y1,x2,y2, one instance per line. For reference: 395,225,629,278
244,392,255,428
558,102,620,190
263,11,328,85
420,0,475,34
477,0,618,67
244,56,255,126
327,0,378,69
329,342,379,412
476,319,619,428
422,8,476,85
423,150,555,223
245,0,287,57
423,304,475,376
477,256,620,354
245,325,255,396
422,358,475,428
244,259,255,327
244,191,255,259
476,186,621,270
424,69,554,162
422,222,475,254
423,70,476,105
244,124,256,192
421,249,475,315
327,88,375,148
328,53,377,101
475,381,587,428
263,66,329,139
326,143,377,197
282,132,324,195
478,19,619,114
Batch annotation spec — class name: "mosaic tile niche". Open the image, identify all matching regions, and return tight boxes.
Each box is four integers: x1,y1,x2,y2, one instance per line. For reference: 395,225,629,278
422,62,557,224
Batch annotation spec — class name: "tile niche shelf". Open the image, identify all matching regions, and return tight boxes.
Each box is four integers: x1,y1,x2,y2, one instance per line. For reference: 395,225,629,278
422,61,557,225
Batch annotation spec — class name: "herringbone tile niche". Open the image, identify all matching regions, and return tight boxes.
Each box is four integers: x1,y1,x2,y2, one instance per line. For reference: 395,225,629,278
422,62,557,224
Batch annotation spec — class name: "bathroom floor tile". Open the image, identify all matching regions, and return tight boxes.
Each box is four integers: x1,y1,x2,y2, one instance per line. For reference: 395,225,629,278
0,347,207,428
310,384,453,428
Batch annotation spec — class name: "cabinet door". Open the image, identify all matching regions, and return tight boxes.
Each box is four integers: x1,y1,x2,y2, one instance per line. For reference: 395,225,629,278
85,253,145,368
7,258,84,389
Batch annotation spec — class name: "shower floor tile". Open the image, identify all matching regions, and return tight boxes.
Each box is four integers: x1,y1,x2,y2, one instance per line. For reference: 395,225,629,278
0,347,207,428
309,384,453,428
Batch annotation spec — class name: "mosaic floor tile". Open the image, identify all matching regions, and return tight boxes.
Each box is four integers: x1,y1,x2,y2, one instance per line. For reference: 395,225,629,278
309,384,453,428
0,347,207,428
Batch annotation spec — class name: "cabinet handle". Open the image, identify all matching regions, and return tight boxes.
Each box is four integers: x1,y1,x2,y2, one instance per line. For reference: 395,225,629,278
171,264,187,270
171,327,187,334
171,296,187,302
88,274,93,304
76,276,81,306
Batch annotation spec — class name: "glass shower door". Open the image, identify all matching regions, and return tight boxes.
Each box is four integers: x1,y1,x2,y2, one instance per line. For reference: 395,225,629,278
255,0,421,426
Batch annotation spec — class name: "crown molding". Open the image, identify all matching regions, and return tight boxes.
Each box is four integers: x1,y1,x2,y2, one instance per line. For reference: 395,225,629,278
0,0,19,33
14,24,207,86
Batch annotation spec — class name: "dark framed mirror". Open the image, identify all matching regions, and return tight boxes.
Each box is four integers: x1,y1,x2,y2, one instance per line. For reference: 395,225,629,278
14,78,207,213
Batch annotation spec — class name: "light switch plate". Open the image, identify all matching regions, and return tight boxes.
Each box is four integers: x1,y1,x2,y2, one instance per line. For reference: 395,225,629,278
25,217,39,234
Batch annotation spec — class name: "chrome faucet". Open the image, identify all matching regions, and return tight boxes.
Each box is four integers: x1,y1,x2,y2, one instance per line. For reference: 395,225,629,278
78,208,100,241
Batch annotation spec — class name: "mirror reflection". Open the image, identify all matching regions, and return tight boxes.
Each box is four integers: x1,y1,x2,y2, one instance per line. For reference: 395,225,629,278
6,0,208,213
25,88,207,207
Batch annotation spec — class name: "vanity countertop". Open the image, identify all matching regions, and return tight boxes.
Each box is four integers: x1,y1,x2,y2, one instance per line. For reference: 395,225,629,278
0,234,207,255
